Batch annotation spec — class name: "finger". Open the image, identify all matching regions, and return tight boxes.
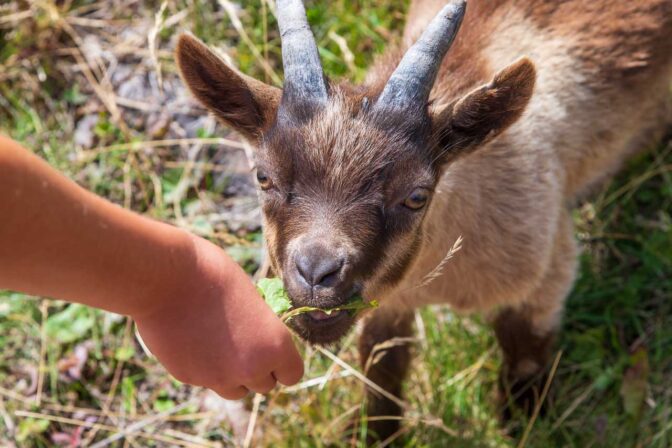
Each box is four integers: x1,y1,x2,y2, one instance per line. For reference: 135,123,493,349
213,385,249,401
272,337,304,386
245,374,278,395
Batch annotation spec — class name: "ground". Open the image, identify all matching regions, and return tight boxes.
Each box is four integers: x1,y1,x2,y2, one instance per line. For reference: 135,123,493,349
0,1,671,447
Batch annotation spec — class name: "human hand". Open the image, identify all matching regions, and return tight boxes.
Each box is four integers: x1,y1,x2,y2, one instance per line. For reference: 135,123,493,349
133,235,304,399
0,137,302,398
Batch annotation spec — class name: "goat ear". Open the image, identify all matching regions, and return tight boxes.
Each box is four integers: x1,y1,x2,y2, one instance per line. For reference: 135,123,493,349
176,34,281,141
432,57,536,163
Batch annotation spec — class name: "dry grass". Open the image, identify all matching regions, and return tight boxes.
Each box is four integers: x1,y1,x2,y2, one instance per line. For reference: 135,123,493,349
0,1,671,447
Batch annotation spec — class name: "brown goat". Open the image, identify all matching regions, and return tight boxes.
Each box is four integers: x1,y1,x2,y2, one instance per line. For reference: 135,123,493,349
176,0,672,441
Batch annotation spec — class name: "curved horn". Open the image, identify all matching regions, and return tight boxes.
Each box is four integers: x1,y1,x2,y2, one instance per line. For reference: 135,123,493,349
374,0,466,111
276,0,328,103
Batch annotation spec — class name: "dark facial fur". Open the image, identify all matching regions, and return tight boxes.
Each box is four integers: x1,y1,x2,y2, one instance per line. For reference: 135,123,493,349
257,91,438,343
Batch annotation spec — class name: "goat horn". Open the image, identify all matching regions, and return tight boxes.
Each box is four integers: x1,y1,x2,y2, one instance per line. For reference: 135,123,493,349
276,0,328,104
375,0,466,111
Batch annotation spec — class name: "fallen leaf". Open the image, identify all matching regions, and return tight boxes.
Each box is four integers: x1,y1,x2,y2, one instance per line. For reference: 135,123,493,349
620,347,649,420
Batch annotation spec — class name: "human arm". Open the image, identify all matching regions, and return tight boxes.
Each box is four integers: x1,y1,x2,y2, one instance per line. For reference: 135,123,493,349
0,135,303,398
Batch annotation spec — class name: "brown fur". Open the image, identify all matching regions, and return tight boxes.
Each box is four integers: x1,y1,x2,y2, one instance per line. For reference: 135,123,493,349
494,307,556,420
357,307,415,442
175,35,281,141
176,0,672,442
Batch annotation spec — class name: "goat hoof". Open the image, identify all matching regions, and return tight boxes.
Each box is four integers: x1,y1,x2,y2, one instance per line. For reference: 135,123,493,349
498,368,551,423
346,414,401,446
346,400,403,446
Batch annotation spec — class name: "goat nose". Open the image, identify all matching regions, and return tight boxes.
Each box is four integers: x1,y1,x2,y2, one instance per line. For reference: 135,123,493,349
296,251,344,288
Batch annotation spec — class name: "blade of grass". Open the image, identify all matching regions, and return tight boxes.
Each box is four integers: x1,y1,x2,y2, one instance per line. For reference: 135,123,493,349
517,350,563,448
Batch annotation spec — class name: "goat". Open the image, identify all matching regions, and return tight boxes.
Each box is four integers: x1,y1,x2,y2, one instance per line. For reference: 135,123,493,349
176,0,672,441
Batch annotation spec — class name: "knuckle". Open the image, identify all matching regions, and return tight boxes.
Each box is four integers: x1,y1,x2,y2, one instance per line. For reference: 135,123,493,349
217,388,247,400
238,366,261,385
252,383,274,395
293,362,305,379
274,367,301,386
230,390,247,400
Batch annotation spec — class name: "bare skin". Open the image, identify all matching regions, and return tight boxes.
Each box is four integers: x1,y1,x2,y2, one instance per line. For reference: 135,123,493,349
0,135,304,399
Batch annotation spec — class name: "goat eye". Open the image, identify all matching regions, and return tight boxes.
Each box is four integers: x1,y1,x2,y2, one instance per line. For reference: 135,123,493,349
256,170,273,190
403,188,430,210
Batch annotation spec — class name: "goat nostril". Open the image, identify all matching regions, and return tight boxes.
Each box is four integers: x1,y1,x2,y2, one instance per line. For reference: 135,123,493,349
296,253,344,287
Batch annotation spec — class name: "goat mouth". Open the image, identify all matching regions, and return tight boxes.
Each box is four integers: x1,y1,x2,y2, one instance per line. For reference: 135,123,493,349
289,309,355,344
306,310,349,331
285,287,369,344
306,309,348,323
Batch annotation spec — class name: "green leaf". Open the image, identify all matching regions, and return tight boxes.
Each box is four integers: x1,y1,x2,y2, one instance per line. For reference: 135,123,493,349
256,278,292,315
115,346,135,362
282,297,378,322
121,377,136,414
63,85,87,105
46,304,95,343
154,394,176,413
16,418,49,442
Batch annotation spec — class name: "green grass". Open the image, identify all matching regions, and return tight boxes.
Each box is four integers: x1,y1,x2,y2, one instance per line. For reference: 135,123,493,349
0,0,671,446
